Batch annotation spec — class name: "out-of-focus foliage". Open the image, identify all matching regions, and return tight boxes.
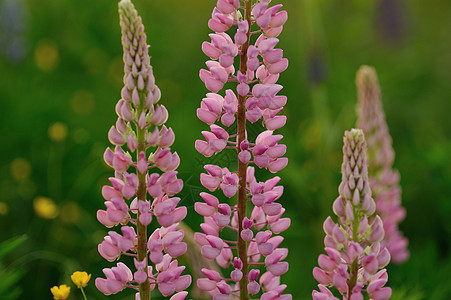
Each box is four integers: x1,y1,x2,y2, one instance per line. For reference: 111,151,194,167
0,0,450,299
0,235,26,299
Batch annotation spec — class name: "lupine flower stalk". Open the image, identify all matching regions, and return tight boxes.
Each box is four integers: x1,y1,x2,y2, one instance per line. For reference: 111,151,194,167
195,1,291,299
356,66,409,264
95,1,190,299
312,129,392,300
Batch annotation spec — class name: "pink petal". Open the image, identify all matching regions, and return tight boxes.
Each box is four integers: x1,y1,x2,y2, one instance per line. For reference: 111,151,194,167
195,202,216,217
202,42,221,59
312,267,331,285
268,261,288,276
166,243,187,258
201,245,221,259
95,278,112,295
208,18,229,33
175,275,191,292
158,282,176,297
197,278,217,291
170,291,188,300
269,217,290,234
268,157,288,173
265,115,287,131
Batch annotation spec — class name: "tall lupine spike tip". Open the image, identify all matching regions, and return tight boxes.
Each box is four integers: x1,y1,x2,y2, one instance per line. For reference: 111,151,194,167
356,65,379,88
356,65,409,264
345,128,364,144
118,0,129,7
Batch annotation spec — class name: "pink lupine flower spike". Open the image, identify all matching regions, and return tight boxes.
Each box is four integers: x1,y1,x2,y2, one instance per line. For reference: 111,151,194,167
195,0,291,299
95,1,190,299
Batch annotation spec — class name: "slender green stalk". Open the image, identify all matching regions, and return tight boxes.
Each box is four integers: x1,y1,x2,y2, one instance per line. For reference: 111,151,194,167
237,1,253,299
80,287,88,300
348,189,361,298
347,259,358,299
137,123,150,299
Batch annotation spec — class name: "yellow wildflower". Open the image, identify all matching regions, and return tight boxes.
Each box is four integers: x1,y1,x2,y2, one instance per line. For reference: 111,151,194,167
10,158,31,181
50,284,70,300
48,122,68,142
0,202,9,215
71,271,91,288
60,202,81,224
70,90,95,115
34,39,59,72
33,196,59,219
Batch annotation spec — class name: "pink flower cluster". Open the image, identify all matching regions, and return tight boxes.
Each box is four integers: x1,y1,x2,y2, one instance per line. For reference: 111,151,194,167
95,1,190,299
96,258,189,299
312,129,392,300
356,66,409,264
195,0,291,299
198,3,288,130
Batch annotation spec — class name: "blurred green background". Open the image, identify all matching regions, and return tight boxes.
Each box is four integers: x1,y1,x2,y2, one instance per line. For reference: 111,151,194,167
0,0,450,299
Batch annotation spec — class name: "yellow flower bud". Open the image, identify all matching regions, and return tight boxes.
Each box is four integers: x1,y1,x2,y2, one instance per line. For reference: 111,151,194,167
71,271,91,288
50,284,70,300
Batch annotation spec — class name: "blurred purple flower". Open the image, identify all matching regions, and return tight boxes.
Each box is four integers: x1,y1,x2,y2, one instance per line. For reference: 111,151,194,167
0,0,27,62
375,0,407,44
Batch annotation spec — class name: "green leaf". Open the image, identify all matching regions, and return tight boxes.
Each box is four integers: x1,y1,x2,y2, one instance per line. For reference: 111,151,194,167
0,268,25,296
0,235,27,260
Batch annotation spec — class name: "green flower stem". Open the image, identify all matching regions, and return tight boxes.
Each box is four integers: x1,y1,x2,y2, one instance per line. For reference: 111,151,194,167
347,259,358,299
237,1,253,299
80,287,88,300
136,114,150,300
348,190,361,298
